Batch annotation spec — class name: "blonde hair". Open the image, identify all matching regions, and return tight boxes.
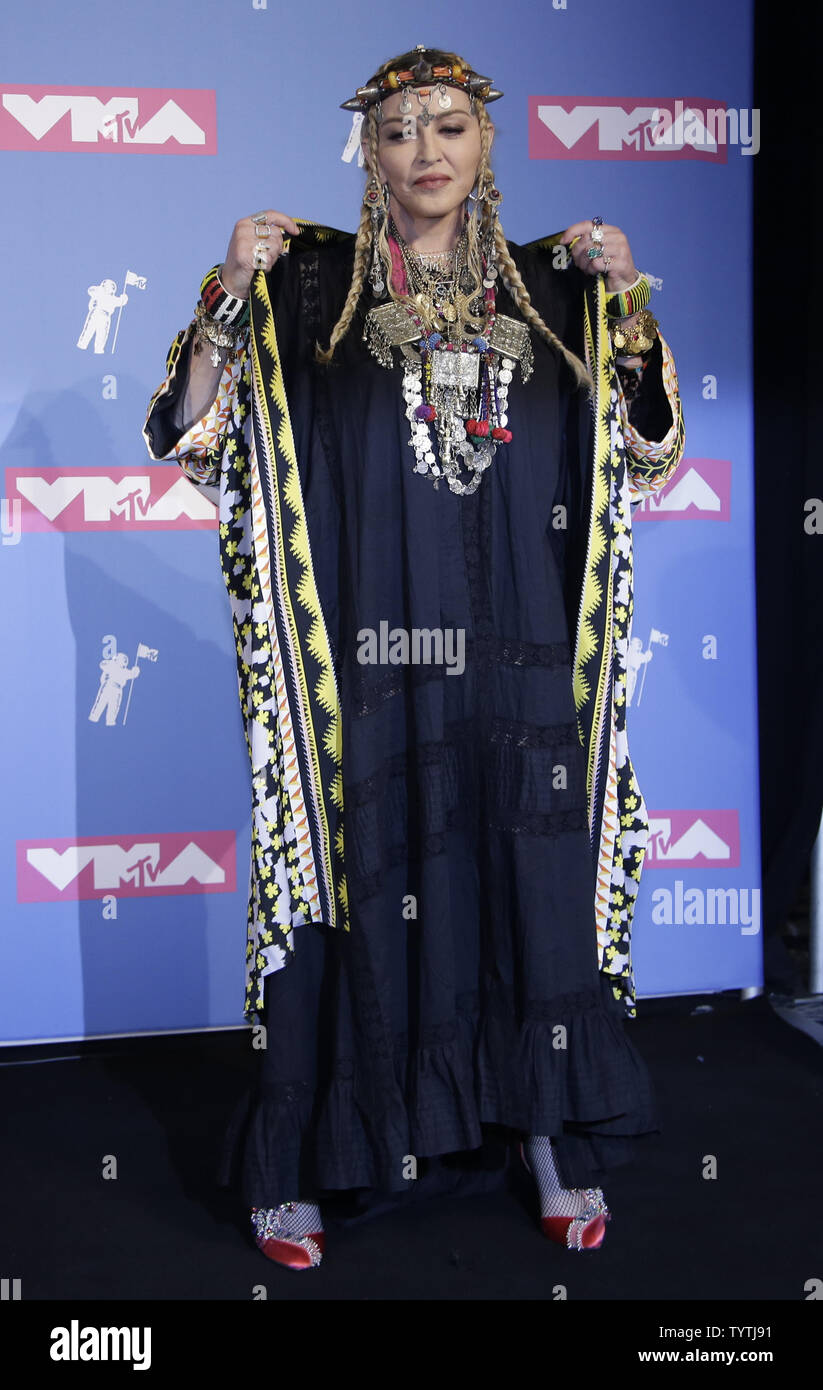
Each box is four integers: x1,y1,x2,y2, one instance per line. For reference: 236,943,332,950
316,48,593,393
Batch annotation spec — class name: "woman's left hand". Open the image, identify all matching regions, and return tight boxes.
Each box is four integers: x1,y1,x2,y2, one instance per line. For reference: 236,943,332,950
560,220,638,292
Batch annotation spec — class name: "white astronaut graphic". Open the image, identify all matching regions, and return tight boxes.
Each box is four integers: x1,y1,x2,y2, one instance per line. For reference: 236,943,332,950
626,628,669,708
88,641,158,726
77,280,128,354
88,652,140,726
626,637,653,707
77,271,146,354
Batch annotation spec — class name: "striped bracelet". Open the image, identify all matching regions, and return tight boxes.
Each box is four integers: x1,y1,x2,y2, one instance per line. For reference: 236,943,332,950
605,272,651,319
199,264,250,328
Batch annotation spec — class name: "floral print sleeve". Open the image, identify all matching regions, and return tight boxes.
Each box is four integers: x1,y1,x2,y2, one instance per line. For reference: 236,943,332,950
617,333,685,502
142,323,249,488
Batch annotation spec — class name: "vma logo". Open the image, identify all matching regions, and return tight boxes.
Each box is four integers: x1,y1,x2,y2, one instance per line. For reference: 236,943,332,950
529,98,753,161
0,86,217,153
17,832,237,902
6,468,217,531
633,459,732,522
645,811,741,869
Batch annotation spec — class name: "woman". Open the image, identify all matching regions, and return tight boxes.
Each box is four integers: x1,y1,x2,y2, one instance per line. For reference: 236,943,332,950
144,46,685,1269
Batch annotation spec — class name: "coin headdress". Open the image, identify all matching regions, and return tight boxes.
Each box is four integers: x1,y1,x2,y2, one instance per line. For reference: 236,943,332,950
340,44,503,119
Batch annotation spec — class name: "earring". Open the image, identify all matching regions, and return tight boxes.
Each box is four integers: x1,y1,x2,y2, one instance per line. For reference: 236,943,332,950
480,182,503,288
363,177,386,297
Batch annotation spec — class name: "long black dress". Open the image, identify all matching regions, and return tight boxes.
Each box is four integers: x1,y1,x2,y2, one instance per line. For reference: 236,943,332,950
197,234,668,1213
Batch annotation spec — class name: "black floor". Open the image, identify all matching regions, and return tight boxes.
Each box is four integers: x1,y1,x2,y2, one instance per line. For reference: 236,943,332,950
1,991,821,1302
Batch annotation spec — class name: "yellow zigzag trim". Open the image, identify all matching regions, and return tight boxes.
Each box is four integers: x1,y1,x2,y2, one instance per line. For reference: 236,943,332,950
574,279,613,816
251,272,345,927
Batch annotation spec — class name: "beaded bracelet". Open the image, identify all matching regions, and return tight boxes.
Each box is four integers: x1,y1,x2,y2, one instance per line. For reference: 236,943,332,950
199,264,250,328
605,272,651,319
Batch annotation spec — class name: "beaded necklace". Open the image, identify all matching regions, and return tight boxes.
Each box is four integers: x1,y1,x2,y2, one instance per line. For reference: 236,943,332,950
363,224,533,496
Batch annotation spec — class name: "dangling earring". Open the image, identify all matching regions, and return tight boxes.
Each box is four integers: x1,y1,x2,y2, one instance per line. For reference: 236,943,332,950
363,177,387,297
480,180,503,289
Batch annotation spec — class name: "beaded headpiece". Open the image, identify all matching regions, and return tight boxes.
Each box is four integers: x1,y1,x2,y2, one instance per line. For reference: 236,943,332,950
340,44,503,115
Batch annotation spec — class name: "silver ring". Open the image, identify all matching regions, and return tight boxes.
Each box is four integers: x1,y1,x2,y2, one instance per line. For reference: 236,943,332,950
254,222,271,238
251,212,269,224
586,244,604,260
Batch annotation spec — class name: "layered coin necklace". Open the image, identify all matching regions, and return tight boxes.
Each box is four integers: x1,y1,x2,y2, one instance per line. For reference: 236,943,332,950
363,217,533,496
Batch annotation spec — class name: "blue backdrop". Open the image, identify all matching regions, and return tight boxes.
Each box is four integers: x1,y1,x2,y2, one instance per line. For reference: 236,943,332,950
1,0,759,1042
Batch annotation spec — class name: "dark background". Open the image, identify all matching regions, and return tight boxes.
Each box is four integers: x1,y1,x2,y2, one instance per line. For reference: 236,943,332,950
754,0,821,993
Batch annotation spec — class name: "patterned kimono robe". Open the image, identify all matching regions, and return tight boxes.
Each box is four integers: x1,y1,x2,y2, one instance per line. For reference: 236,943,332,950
144,222,685,1025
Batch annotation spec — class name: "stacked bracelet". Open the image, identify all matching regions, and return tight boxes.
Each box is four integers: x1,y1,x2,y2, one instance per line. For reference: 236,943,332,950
611,307,659,356
605,272,651,319
199,264,250,328
193,301,249,367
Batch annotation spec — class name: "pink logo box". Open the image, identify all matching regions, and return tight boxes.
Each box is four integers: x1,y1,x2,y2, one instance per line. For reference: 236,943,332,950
17,831,237,902
633,459,732,522
0,86,216,153
529,97,729,162
7,468,217,531
643,811,740,869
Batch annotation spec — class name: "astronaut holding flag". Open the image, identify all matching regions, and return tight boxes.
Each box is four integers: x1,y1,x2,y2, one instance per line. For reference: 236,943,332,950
88,641,158,727
627,628,670,708
77,270,147,355
88,651,140,727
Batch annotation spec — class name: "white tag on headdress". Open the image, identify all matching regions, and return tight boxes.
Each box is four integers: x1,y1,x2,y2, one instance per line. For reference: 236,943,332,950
342,111,365,165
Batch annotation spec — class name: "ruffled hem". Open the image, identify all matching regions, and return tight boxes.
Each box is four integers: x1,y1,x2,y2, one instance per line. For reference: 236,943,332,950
217,972,658,1206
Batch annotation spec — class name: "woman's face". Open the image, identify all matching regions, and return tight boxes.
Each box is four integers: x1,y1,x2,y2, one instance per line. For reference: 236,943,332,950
370,86,485,225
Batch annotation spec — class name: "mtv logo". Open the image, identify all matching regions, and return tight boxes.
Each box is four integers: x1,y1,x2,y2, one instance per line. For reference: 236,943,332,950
633,459,732,522
6,467,218,531
528,97,727,162
0,86,217,153
644,810,740,868
17,832,237,901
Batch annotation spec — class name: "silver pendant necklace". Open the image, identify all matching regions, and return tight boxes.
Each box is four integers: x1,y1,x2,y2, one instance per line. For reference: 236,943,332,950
363,234,534,495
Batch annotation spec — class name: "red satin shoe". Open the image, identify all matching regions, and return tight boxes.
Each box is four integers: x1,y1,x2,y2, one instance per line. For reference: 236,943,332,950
250,1205,325,1269
519,1143,611,1251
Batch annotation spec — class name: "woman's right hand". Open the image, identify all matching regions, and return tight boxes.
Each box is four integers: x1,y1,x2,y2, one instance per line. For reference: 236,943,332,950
220,210,302,299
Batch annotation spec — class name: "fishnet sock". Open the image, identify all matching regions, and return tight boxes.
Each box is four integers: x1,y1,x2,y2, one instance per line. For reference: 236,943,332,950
523,1136,593,1218
257,1201,323,1237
